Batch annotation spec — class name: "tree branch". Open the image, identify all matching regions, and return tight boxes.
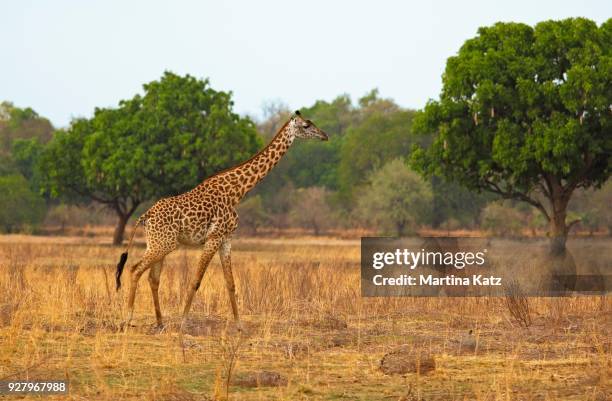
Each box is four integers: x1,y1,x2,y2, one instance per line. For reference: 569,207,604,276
66,183,116,205
127,198,140,217
484,179,551,221
536,182,550,199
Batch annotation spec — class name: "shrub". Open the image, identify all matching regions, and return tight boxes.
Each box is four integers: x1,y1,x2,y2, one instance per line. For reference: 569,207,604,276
237,195,269,234
288,187,335,236
480,202,524,237
0,174,46,233
356,159,432,236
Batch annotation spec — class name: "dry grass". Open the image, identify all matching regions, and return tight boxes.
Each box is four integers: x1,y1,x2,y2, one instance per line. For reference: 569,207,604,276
504,280,532,328
0,233,610,400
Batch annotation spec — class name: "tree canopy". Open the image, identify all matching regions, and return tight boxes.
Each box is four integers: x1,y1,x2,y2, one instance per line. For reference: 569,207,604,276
0,101,53,154
39,72,261,244
338,104,416,203
411,18,611,252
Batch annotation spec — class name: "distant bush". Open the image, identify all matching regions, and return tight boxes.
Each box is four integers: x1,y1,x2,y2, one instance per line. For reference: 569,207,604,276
439,217,461,234
525,210,548,236
481,202,524,237
570,181,612,236
44,203,115,231
0,174,46,233
237,195,269,234
356,159,432,236
579,211,600,236
288,187,335,236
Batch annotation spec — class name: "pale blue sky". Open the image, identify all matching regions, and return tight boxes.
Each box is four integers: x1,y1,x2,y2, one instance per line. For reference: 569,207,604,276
1,0,610,127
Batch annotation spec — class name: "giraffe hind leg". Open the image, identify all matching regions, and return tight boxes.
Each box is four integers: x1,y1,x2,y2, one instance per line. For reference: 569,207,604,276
125,251,164,327
148,259,165,328
219,238,240,324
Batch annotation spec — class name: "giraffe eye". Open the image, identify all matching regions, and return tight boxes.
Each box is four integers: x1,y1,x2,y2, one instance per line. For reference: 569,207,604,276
303,123,310,129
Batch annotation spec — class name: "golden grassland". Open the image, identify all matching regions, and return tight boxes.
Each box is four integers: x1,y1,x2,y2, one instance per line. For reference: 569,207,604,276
0,233,610,400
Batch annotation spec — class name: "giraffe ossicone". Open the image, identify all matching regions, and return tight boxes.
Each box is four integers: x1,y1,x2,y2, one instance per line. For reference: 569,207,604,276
115,112,328,329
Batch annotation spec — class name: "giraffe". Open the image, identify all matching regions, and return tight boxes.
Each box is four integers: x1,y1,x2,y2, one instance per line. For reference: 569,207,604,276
115,110,328,329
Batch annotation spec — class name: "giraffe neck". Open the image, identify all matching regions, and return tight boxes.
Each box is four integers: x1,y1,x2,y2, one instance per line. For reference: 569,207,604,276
214,122,294,204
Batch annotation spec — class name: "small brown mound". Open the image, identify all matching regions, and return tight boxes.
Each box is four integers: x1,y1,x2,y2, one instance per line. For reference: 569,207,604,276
380,346,435,375
233,371,288,387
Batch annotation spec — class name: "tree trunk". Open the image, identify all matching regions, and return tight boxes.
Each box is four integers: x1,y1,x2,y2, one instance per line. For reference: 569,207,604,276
548,185,569,256
312,220,320,236
113,212,130,246
549,209,567,256
396,221,406,237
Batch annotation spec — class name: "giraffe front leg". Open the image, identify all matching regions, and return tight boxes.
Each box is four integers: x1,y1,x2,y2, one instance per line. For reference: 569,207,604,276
148,258,165,329
181,237,222,330
219,237,241,328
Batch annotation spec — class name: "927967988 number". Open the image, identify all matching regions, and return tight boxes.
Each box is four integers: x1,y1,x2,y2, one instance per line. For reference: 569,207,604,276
0,380,68,394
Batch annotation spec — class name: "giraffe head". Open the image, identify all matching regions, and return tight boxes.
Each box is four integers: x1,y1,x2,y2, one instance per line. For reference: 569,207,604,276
289,110,328,141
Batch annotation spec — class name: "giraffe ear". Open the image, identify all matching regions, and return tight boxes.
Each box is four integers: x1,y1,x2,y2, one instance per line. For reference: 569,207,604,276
294,110,301,116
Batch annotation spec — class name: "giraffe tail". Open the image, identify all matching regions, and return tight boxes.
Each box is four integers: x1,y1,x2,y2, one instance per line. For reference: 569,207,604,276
115,214,146,291
115,252,128,291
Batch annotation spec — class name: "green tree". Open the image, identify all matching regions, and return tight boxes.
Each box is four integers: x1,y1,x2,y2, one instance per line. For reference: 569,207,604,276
411,18,611,254
0,174,46,233
357,159,432,236
430,176,491,228
0,157,15,175
0,102,54,194
12,138,45,187
339,93,417,204
0,101,53,154
39,72,261,245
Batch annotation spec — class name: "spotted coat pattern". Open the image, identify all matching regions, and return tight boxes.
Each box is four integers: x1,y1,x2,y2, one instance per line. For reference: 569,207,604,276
121,112,328,327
